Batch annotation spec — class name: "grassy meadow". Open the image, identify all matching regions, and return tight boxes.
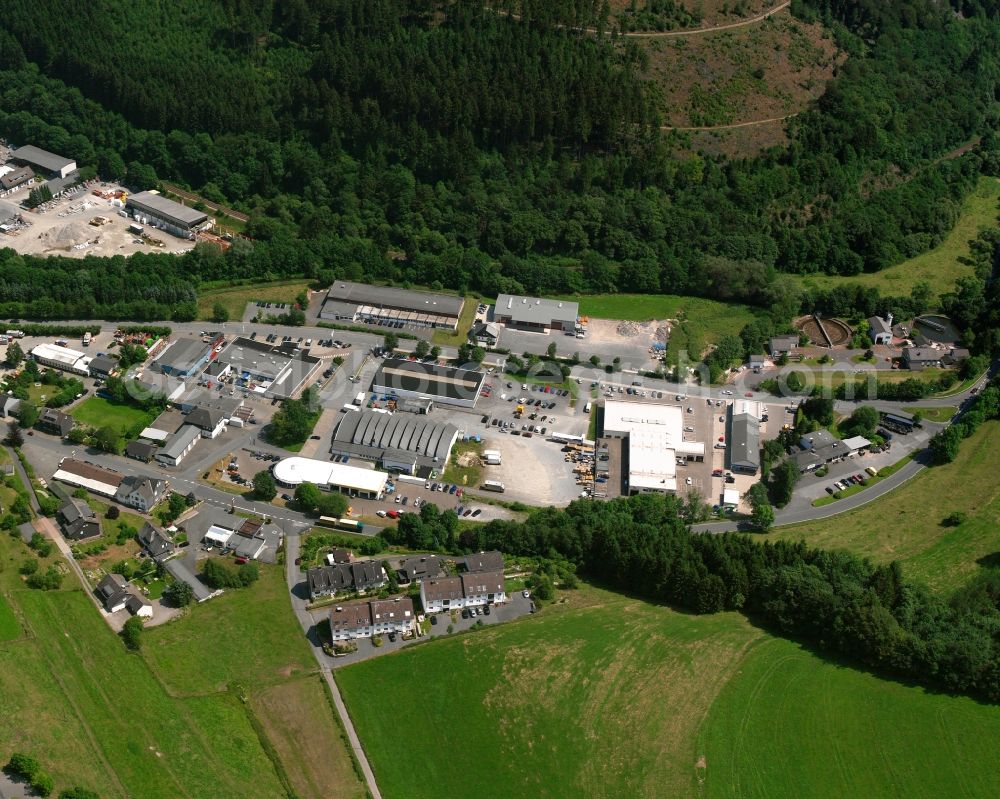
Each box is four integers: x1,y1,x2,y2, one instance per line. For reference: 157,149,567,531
338,586,1000,798
773,421,1000,594
71,395,157,436
792,175,1000,300
0,527,364,799
196,278,313,321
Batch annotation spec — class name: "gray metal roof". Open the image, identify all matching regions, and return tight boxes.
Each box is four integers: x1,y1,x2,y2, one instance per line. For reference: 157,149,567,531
152,338,212,373
495,294,578,326
332,409,459,467
12,145,75,173
127,191,209,228
868,316,892,335
0,200,19,223
729,413,760,471
372,358,484,403
325,281,464,318
159,424,201,459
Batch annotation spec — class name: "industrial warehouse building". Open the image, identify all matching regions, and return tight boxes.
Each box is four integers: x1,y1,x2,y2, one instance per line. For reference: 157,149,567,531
0,166,34,192
272,456,389,500
728,412,761,474
150,337,217,379
11,145,77,179
31,343,92,375
330,409,459,475
494,294,579,333
372,358,485,409
215,337,322,398
125,191,210,237
320,281,464,331
601,400,705,495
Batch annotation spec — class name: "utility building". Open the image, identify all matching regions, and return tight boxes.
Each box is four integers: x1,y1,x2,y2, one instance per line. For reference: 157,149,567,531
11,145,77,178
320,281,464,331
126,191,210,237
494,294,578,333
372,358,485,409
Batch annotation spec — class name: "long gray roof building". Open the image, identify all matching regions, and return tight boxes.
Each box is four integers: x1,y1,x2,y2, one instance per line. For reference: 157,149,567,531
320,280,464,330
12,145,76,178
126,191,209,231
331,409,459,474
494,294,578,332
728,412,760,474
372,358,485,408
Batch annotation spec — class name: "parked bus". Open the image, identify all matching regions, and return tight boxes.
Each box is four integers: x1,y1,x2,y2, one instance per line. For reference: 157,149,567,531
318,516,364,533
481,480,505,493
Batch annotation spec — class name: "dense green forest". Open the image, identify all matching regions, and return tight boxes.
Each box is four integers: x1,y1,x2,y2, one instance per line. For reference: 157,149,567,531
0,0,999,334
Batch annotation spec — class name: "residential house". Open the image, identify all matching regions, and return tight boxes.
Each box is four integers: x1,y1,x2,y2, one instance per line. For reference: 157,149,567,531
115,475,166,513
186,407,226,439
0,165,34,191
396,555,444,584
903,347,942,371
370,597,416,637
351,560,388,593
37,408,74,437
868,314,893,346
125,594,153,619
136,522,174,560
307,564,354,601
460,571,506,607
95,574,130,613
420,576,465,614
88,355,118,379
769,335,799,359
456,551,504,574
798,429,850,464
324,548,352,566
329,601,375,641
748,353,765,372
124,440,158,462
0,395,21,418
58,498,101,540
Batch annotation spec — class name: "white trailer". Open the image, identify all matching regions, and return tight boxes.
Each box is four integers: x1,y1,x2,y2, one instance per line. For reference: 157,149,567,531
483,449,502,465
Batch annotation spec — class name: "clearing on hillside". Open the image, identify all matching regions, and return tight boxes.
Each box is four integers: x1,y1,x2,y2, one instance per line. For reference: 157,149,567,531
338,586,1000,798
642,10,838,152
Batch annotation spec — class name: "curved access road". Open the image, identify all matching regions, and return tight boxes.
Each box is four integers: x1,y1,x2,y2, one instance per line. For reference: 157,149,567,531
487,1,790,38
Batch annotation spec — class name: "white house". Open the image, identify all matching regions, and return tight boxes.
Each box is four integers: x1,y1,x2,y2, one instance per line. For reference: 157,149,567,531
369,597,415,637
420,576,465,614
156,424,201,466
868,314,893,346
460,571,506,607
328,597,416,641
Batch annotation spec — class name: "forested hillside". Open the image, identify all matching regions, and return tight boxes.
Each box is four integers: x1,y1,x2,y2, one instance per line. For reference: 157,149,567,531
0,0,999,325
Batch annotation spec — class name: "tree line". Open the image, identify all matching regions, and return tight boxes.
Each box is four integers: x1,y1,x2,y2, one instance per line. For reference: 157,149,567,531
0,0,999,323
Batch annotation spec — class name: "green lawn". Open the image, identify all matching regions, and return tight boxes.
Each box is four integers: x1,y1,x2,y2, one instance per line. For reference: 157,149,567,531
698,636,1000,799
912,405,958,423
143,563,316,695
196,278,313,321
71,396,157,436
2,587,286,799
338,586,1000,798
791,175,1000,300
774,421,1000,594
441,439,484,487
0,595,19,641
432,295,478,346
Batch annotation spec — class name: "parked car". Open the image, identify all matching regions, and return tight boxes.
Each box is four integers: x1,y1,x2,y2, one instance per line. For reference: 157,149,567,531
483,605,491,615
430,615,438,625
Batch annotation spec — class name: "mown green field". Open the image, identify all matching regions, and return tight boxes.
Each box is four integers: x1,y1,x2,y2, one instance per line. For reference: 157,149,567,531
339,586,1000,798
143,563,315,695
71,396,157,436
560,292,757,328
2,587,286,799
0,529,364,799
0,595,19,641
773,420,1000,594
792,175,1000,300
196,278,313,321
698,636,1000,799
